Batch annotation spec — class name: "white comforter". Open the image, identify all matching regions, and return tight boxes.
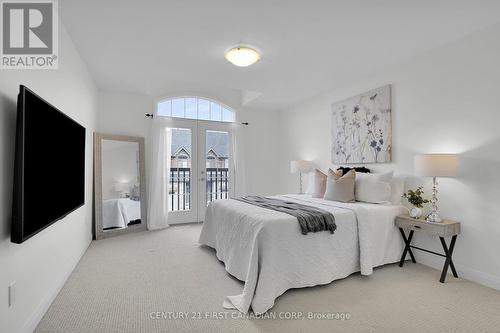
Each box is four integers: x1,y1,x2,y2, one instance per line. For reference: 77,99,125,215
198,194,407,314
102,198,141,229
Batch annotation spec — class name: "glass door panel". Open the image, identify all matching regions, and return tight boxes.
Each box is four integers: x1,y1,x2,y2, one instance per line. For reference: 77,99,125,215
169,128,192,212
197,121,233,221
205,130,230,206
166,121,198,224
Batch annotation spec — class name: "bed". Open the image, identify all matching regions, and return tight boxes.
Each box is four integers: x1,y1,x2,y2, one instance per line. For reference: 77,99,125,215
102,198,141,230
198,194,407,314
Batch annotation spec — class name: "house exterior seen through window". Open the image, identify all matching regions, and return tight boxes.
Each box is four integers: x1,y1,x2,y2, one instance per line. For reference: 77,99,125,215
157,97,233,212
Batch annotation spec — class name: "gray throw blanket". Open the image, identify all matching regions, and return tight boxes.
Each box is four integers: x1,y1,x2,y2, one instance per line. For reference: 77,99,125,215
234,196,336,235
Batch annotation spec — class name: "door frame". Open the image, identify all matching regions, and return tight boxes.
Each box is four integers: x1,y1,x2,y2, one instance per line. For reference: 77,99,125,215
166,118,199,224
166,118,234,224
196,120,234,222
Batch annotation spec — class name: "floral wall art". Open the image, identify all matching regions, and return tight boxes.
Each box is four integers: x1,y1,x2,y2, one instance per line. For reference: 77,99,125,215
331,85,392,164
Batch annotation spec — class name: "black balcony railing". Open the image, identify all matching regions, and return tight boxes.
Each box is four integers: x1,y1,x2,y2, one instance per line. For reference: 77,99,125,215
169,167,191,211
206,168,229,202
169,167,229,211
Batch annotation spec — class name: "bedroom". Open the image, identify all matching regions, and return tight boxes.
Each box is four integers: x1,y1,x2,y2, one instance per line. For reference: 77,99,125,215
1,1,500,332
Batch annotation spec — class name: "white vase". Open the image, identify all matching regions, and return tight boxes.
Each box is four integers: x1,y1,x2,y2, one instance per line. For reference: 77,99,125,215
409,207,423,219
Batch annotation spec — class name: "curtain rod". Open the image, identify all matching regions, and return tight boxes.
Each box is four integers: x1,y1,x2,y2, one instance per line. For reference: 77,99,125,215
145,113,248,125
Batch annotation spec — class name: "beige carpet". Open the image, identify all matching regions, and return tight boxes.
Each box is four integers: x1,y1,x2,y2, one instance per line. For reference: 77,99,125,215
36,224,500,333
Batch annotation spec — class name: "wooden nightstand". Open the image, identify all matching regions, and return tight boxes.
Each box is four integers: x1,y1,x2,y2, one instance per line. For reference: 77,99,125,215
395,215,461,283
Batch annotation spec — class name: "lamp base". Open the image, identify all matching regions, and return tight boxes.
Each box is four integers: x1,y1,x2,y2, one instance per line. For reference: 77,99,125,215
426,212,442,223
426,176,442,223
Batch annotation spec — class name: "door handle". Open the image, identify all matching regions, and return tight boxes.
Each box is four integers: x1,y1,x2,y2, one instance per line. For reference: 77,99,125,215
200,177,206,181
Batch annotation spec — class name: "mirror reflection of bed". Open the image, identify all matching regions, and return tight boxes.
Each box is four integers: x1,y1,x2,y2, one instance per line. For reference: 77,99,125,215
101,139,141,231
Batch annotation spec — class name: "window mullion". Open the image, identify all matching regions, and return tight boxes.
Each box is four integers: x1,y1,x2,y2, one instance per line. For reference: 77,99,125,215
157,98,234,122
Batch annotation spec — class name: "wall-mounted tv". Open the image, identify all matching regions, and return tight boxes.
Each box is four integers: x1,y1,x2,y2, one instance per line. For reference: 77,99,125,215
11,85,86,244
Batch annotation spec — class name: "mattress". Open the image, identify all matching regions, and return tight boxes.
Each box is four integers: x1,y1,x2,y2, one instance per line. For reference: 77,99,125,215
198,194,407,314
102,198,141,229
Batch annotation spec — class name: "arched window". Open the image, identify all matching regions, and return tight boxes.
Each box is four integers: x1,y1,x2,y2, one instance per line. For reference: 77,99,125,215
156,97,235,122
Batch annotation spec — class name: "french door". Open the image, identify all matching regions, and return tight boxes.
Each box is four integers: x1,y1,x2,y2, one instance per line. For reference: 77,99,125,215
166,119,233,224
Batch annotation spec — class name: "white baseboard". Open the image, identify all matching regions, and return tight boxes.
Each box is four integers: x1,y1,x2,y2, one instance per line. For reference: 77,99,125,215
416,253,500,291
20,241,91,333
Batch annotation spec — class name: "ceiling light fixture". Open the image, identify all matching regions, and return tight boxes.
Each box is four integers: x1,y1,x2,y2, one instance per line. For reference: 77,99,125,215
224,46,260,67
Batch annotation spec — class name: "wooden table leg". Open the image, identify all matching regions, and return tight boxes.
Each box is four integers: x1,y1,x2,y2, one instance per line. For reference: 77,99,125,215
399,228,416,267
439,235,458,283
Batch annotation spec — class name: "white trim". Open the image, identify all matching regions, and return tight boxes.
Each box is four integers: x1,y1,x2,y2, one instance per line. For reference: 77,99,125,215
196,121,234,221
20,240,91,333
416,253,500,291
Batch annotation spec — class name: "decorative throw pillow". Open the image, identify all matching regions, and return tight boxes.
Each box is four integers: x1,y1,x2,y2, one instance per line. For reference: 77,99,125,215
355,171,393,204
310,169,327,198
323,169,356,202
337,166,371,175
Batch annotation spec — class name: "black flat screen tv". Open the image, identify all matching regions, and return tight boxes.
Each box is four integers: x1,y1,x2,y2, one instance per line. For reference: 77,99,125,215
11,85,86,244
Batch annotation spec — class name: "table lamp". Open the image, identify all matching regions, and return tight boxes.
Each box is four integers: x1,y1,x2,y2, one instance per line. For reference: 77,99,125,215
414,154,458,223
290,160,312,194
114,182,130,198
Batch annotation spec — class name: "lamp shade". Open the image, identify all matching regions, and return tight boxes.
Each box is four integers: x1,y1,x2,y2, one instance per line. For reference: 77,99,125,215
225,46,260,67
290,160,312,174
414,154,458,177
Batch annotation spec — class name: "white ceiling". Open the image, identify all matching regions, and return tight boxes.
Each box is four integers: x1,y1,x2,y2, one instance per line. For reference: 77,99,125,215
60,0,500,111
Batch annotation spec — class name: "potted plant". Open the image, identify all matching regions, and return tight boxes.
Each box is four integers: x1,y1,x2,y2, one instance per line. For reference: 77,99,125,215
402,186,430,218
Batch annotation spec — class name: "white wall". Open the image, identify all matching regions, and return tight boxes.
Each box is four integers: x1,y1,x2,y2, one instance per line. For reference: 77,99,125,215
98,92,281,202
0,25,98,332
102,143,139,200
278,24,500,289
239,107,282,196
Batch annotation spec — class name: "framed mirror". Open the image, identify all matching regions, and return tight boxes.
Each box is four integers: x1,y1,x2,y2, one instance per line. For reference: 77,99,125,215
94,133,147,239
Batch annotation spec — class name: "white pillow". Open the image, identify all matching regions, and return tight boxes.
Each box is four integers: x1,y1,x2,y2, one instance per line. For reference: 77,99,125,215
305,172,315,195
355,171,394,204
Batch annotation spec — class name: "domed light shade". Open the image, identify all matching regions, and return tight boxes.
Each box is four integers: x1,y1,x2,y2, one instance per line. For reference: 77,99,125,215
224,46,260,67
